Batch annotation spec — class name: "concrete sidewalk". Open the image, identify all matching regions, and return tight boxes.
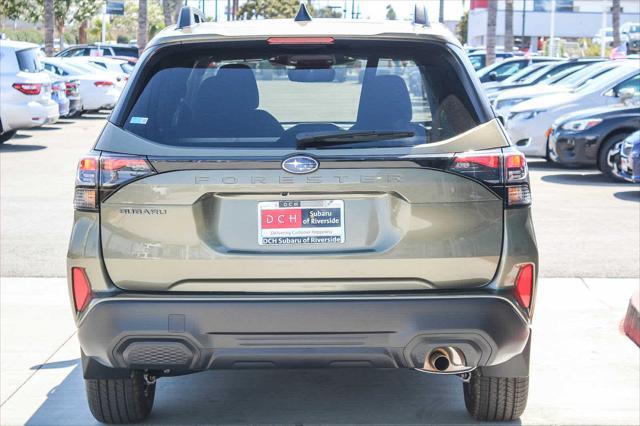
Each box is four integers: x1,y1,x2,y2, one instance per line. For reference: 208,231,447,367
1,277,638,425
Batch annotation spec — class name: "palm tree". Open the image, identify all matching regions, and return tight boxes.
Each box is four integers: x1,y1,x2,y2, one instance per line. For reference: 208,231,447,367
162,0,173,27
44,0,54,56
612,0,621,46
504,0,514,52
138,0,148,54
486,0,497,65
173,0,183,23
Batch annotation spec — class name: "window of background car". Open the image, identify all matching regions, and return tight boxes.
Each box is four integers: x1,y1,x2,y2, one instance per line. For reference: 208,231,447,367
16,48,42,73
122,42,482,149
614,74,640,96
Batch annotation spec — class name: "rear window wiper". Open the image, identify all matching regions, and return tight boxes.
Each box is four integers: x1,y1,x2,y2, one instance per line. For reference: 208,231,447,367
296,130,415,149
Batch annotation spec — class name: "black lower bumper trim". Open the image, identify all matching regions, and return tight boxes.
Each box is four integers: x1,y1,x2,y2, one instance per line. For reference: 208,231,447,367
78,295,530,377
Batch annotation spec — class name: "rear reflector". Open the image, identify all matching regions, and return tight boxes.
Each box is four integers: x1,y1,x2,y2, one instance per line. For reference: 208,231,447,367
514,263,534,309
267,37,335,44
71,267,92,312
94,81,114,87
12,83,42,95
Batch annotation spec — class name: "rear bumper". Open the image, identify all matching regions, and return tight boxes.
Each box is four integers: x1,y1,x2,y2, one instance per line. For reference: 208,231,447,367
78,293,531,376
1,100,59,131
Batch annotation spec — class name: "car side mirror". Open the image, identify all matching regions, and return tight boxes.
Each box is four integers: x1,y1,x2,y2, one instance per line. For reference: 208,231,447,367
604,88,616,97
489,71,498,81
497,115,505,126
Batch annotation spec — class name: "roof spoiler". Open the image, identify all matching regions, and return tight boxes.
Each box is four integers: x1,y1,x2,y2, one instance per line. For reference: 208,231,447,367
414,4,430,27
177,6,205,29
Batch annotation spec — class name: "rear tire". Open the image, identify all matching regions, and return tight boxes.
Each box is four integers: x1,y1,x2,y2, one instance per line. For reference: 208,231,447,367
85,371,155,424
598,133,628,182
0,130,17,144
463,369,529,421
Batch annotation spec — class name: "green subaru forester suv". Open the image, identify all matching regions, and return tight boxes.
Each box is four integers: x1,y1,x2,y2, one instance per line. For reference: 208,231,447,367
67,5,538,423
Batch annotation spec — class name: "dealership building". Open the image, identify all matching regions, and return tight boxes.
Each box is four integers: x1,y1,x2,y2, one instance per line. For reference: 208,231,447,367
467,0,640,48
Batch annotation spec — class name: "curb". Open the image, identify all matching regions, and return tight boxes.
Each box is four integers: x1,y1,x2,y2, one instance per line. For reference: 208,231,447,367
623,290,640,347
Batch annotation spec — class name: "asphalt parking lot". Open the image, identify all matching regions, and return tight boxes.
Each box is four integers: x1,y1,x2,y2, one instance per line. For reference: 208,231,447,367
1,117,639,425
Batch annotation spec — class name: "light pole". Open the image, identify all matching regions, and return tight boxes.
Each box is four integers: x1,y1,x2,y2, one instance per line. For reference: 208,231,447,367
600,0,607,58
549,0,556,56
439,0,444,23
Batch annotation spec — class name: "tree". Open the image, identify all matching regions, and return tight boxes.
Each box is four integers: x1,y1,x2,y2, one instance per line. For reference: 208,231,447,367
173,0,182,23
109,1,163,44
237,0,301,20
72,0,101,44
162,0,173,27
504,0,513,52
313,6,342,18
0,0,30,23
612,0,621,46
138,0,147,53
456,11,468,45
386,4,396,21
486,0,497,66
44,0,54,56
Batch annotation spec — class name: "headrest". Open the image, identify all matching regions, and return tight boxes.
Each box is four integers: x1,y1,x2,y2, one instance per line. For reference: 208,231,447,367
212,63,259,111
356,75,412,126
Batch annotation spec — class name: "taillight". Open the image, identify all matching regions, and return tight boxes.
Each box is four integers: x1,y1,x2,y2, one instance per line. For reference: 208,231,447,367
74,156,98,210
450,153,502,183
74,154,155,211
514,263,534,310
94,81,114,87
71,267,92,312
449,148,531,208
12,83,42,95
65,81,78,95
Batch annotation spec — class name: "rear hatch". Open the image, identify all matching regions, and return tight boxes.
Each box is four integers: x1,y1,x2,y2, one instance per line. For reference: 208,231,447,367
85,38,529,292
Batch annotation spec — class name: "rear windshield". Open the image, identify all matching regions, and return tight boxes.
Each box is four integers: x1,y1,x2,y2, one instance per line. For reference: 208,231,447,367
123,41,482,149
16,48,42,73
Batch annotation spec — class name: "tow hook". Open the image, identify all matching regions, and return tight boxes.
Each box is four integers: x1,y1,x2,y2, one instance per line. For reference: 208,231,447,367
457,372,471,383
143,373,156,386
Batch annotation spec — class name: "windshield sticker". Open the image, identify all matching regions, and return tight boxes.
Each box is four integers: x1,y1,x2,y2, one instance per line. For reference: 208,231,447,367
130,117,148,125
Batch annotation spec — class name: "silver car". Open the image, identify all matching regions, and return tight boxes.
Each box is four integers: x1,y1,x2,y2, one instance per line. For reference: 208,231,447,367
67,6,538,423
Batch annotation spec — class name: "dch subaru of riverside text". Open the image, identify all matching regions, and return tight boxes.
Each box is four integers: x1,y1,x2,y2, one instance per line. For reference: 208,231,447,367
67,5,538,423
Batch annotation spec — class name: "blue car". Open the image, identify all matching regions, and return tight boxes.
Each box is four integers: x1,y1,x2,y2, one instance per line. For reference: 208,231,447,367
619,130,640,183
50,80,70,117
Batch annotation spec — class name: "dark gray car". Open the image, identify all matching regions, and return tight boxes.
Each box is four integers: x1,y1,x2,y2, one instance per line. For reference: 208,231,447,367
67,6,538,424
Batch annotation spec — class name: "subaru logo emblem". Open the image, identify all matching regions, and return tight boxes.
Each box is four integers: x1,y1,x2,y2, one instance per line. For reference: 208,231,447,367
282,156,319,174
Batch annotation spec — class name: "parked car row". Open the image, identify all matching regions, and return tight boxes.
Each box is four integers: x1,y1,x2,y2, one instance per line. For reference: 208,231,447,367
0,40,133,143
475,55,640,182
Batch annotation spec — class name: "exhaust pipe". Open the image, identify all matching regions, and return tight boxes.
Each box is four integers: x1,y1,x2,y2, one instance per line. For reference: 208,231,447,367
428,349,451,372
422,346,470,374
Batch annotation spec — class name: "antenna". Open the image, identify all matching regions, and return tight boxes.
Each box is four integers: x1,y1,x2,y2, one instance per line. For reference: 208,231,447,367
177,6,205,29
414,4,430,27
294,3,313,22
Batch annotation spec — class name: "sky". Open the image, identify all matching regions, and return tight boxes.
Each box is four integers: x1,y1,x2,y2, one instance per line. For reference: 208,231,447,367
190,0,468,23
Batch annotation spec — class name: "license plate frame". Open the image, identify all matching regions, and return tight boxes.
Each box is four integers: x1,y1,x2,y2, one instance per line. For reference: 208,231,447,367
258,200,344,245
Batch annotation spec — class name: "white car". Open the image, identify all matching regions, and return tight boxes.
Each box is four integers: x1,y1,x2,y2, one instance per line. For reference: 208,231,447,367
592,27,614,46
0,40,59,143
505,61,639,157
42,58,121,113
493,60,630,118
66,56,133,88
